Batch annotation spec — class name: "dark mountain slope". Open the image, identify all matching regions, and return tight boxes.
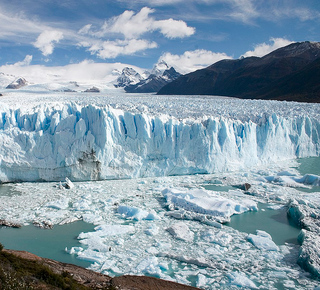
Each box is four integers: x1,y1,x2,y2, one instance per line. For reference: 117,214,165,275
258,57,320,102
158,41,320,102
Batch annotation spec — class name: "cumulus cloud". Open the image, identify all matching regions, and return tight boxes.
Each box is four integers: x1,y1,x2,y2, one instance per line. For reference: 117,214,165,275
79,6,195,40
33,30,64,56
77,6,194,60
84,38,157,59
241,37,294,58
153,19,195,38
108,7,155,39
159,49,232,74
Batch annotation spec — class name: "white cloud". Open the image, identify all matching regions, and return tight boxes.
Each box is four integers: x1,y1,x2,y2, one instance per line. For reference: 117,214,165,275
0,10,42,41
159,49,232,74
13,55,33,66
33,30,64,56
152,19,195,38
0,59,146,84
84,38,158,59
226,0,259,24
108,7,155,39
79,6,195,40
241,37,294,58
78,24,93,35
77,6,194,60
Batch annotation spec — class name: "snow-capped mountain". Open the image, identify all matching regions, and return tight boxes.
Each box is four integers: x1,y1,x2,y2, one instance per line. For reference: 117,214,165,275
6,77,27,89
150,60,170,76
0,73,20,89
124,62,181,93
114,67,144,88
112,61,181,93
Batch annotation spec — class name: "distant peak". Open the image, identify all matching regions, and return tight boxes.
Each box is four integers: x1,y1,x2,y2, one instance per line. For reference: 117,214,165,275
151,60,170,76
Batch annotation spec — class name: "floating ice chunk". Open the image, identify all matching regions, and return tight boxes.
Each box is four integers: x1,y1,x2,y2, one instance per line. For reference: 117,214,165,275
283,280,296,288
266,172,320,188
76,249,105,263
228,272,258,289
65,177,74,189
163,188,257,222
247,230,279,251
73,195,92,211
201,230,233,247
78,224,135,240
135,256,167,278
45,198,70,210
145,225,159,236
59,216,81,225
159,253,216,269
66,246,83,254
167,222,194,242
117,205,159,220
295,174,320,186
196,274,207,288
82,213,103,224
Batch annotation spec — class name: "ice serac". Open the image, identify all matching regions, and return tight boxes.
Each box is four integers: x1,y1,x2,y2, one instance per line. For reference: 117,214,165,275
0,102,319,182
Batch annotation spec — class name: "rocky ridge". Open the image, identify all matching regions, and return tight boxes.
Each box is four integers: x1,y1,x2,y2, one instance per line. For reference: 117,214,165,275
158,41,320,103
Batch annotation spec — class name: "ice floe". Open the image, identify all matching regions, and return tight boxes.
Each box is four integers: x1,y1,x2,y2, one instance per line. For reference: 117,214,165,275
247,230,279,251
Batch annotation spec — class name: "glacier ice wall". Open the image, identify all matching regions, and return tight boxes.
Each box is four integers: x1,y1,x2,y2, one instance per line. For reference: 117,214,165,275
0,102,319,182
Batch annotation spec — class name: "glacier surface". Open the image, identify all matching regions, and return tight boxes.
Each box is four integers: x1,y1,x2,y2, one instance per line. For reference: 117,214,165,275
0,93,319,182
0,92,320,289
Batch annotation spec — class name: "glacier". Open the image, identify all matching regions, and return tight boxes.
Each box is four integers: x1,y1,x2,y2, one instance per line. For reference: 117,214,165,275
0,93,319,183
1,92,320,289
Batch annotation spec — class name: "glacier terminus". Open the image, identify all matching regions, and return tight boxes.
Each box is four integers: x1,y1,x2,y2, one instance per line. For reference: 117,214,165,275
0,93,319,183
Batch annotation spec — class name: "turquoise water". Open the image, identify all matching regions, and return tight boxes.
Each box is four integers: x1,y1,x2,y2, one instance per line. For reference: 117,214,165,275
297,156,320,176
203,184,235,192
0,221,95,268
0,184,21,197
226,203,301,245
225,157,320,245
294,156,320,193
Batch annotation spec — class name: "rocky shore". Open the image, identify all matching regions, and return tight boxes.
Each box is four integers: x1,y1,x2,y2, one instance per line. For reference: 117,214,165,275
0,247,199,289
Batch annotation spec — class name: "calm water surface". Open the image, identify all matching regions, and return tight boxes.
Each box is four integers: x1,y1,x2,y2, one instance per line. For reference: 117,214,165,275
0,221,95,268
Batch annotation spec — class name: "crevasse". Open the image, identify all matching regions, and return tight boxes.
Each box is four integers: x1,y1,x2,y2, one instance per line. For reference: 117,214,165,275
0,103,319,182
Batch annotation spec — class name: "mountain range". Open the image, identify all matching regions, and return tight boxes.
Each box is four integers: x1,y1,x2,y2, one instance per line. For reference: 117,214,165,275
158,41,320,103
117,61,181,93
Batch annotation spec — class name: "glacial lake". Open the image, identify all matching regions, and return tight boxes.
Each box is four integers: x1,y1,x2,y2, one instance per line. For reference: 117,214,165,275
0,220,95,268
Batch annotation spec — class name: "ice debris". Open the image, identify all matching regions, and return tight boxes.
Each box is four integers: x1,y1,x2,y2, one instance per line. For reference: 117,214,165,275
117,205,159,221
288,197,320,278
247,230,279,251
228,272,258,289
166,222,194,242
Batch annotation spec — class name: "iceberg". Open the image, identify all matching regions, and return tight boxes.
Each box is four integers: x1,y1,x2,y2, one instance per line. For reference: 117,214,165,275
0,95,319,182
163,188,257,222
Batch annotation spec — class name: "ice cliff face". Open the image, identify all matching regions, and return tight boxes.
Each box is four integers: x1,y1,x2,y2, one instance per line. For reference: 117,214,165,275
0,99,319,183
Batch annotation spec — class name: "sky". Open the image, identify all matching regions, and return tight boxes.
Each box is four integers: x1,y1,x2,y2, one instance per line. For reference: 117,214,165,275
0,0,319,76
